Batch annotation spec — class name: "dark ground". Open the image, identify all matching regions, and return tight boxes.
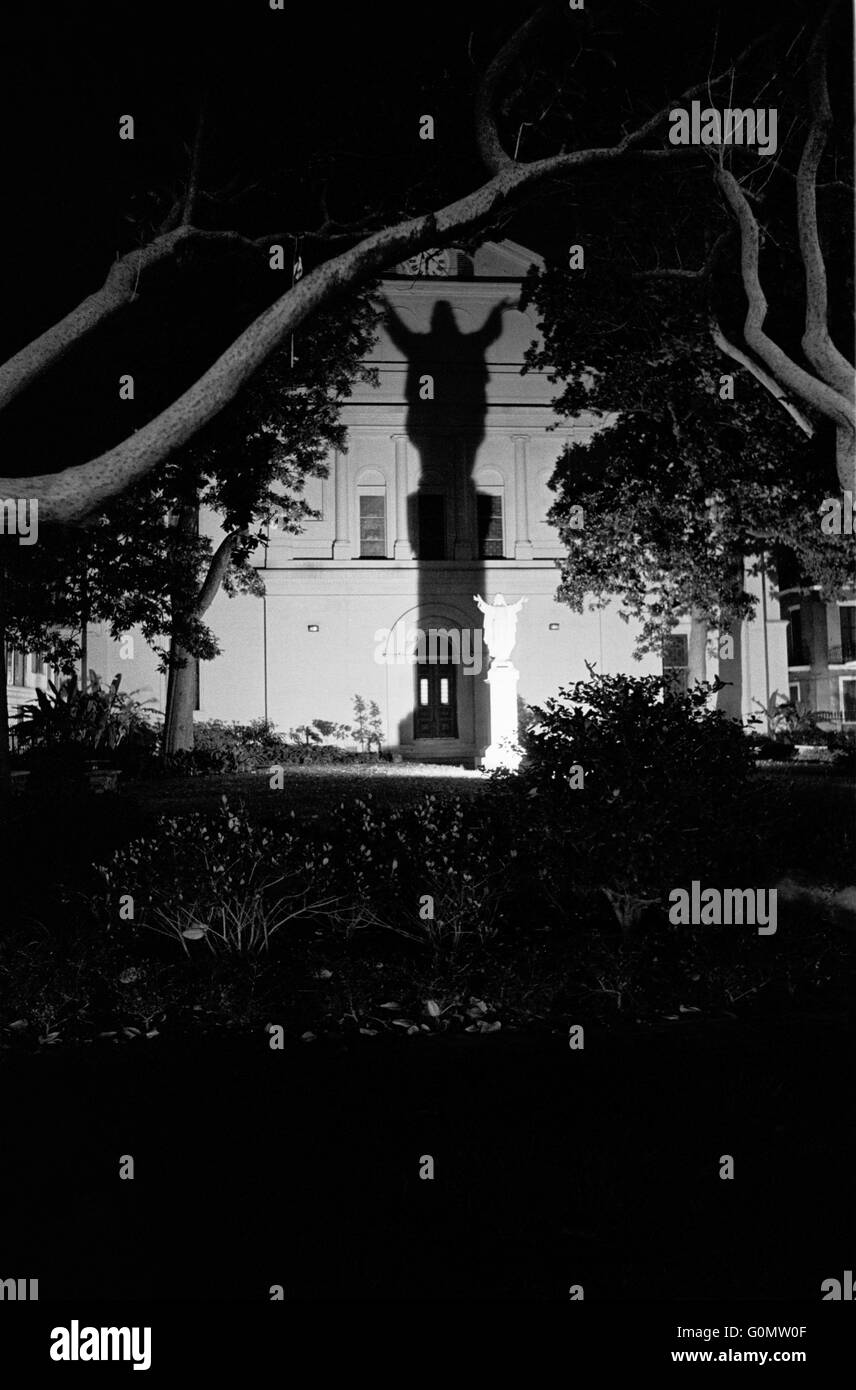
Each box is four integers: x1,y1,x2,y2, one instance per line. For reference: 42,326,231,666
2,763,853,1302
1,1016,852,1300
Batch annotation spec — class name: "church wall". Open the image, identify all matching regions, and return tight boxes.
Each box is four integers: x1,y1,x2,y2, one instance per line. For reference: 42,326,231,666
68,241,789,759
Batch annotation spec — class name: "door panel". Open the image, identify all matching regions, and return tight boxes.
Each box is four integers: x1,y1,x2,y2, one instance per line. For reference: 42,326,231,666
414,661,458,738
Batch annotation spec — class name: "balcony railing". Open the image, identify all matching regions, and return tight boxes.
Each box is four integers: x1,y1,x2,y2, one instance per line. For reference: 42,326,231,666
828,643,856,665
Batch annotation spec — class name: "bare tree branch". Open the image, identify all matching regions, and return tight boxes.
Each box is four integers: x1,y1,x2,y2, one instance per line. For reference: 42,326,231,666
0,5,825,519
796,3,855,400
715,165,855,489
181,99,208,227
477,7,783,175
475,4,551,172
709,317,814,435
632,230,731,281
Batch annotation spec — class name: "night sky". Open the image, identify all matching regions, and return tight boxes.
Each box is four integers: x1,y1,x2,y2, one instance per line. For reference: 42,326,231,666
0,0,849,476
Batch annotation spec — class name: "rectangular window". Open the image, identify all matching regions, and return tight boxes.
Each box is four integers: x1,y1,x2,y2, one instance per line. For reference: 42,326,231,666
662,634,689,695
839,605,856,662
5,647,26,687
788,682,801,704
417,494,445,560
476,493,504,558
359,493,386,558
842,679,856,723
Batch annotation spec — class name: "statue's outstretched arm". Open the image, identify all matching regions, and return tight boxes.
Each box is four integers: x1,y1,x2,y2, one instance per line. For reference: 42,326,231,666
475,298,515,348
384,305,415,353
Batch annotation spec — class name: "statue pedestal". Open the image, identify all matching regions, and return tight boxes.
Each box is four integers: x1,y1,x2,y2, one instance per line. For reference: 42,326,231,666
482,661,522,772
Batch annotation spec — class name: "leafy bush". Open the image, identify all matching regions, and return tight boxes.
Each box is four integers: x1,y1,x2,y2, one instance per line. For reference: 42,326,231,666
516,667,755,931
97,791,516,953
161,716,383,774
162,718,291,773
17,671,156,758
826,728,856,771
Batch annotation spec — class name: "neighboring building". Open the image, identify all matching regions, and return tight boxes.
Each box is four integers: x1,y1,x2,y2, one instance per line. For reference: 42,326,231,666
779,586,856,728
5,240,795,763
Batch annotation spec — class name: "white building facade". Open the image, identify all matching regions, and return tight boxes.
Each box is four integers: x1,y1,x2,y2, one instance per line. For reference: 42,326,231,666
10,240,793,762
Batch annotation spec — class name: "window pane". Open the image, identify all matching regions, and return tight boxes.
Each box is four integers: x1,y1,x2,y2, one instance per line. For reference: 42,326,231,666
419,678,429,706
417,494,445,559
840,607,856,660
359,493,386,557
662,635,688,668
477,494,503,558
440,678,449,705
787,609,806,664
6,647,26,686
844,681,856,722
662,634,688,694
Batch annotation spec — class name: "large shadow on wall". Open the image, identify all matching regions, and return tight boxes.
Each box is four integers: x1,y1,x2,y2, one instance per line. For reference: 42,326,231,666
386,297,513,760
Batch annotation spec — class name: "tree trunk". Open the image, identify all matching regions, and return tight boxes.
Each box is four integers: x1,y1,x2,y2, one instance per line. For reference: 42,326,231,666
79,552,89,687
688,608,708,685
161,513,241,760
162,640,196,756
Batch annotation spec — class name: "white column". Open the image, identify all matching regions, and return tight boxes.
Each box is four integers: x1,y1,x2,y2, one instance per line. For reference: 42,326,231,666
331,449,352,559
512,434,533,560
392,434,413,559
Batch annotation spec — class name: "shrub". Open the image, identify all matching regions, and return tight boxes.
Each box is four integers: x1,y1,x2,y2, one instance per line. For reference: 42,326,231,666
516,667,755,931
826,728,856,771
17,671,156,759
164,718,291,773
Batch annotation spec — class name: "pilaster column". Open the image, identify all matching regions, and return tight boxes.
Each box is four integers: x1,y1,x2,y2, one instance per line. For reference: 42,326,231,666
392,434,413,559
331,449,352,558
513,434,533,560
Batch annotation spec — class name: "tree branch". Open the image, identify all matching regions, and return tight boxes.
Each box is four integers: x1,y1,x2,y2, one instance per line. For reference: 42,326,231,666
197,530,243,615
709,317,814,435
632,230,731,281
0,8,807,519
796,4,854,400
715,164,855,488
475,4,551,172
181,99,208,227
0,224,277,414
477,8,783,176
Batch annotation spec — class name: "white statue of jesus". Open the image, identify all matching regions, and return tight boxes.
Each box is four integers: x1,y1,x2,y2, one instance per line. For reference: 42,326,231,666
473,593,528,665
